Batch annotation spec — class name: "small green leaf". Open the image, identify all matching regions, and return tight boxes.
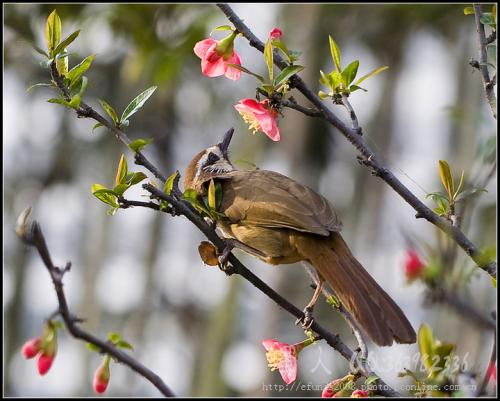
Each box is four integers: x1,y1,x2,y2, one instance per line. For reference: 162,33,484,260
326,294,340,308
210,25,233,34
341,60,359,86
117,340,134,350
107,206,119,216
50,320,64,331
164,171,179,195
47,98,71,107
92,187,119,208
45,10,61,55
353,66,389,87
438,160,454,200
288,50,302,62
56,50,69,76
33,45,50,58
365,375,379,385
226,63,265,82
53,30,80,56
115,155,128,186
318,90,331,99
129,138,153,152
453,170,465,200
113,183,130,196
129,172,147,186
418,323,435,372
67,55,95,84
92,123,104,133
274,65,305,87
86,343,102,353
463,6,475,15
454,187,487,202
349,84,367,92
68,94,81,109
480,13,496,29
27,83,54,92
107,332,121,343
208,179,216,209
120,86,157,124
264,39,274,82
99,99,119,124
329,35,342,72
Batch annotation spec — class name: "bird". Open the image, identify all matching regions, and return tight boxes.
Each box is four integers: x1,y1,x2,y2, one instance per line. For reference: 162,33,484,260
183,128,416,346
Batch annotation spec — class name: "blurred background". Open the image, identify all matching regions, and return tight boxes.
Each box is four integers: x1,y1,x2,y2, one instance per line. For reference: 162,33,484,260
3,3,497,397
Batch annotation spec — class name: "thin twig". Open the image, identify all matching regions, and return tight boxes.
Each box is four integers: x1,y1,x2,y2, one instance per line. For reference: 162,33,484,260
216,2,497,279
16,213,176,397
341,94,361,134
473,4,497,119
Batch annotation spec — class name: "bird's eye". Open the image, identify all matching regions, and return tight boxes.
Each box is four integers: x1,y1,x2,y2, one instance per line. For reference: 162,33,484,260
207,152,220,165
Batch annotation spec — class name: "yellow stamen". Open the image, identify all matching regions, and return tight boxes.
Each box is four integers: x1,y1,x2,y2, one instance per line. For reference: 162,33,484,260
238,110,262,135
266,348,285,371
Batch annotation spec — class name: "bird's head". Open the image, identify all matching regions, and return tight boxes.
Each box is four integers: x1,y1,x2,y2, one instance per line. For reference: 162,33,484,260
183,127,235,193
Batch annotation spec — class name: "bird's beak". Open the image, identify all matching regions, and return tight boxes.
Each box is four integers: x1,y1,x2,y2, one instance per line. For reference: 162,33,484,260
218,127,234,154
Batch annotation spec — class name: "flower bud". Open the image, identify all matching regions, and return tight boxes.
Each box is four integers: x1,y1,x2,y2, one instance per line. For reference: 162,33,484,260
404,249,424,281
351,389,369,397
269,27,283,40
37,353,55,375
22,338,42,359
93,356,111,394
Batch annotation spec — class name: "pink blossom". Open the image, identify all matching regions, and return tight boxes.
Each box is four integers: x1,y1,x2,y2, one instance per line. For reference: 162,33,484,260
321,375,355,398
351,389,370,398
262,339,301,384
22,338,42,359
193,35,241,80
486,361,497,385
269,27,283,40
235,98,280,141
404,249,424,281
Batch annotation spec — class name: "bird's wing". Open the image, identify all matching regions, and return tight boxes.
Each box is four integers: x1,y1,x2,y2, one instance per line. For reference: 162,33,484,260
218,170,342,236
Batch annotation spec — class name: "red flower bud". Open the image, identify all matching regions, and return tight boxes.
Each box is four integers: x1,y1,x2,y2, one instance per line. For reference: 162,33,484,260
93,357,111,394
269,27,283,39
37,353,55,375
22,338,42,359
351,389,369,397
404,249,424,281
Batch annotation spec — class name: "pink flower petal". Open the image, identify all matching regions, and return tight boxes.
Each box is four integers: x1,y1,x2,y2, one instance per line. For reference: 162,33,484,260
262,339,279,351
269,28,283,39
201,55,227,77
193,38,217,59
237,98,268,114
278,353,298,384
224,51,242,81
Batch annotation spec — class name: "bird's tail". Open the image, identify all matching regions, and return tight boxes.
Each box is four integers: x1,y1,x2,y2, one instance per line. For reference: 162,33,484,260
295,232,416,346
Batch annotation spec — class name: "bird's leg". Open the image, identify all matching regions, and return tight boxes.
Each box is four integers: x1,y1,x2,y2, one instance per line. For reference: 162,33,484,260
296,280,324,330
217,238,266,266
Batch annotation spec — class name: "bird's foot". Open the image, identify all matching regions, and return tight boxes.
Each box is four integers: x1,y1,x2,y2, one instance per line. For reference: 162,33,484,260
295,306,315,330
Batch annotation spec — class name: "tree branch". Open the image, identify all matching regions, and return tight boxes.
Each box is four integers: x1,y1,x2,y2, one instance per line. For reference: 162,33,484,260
473,4,497,119
15,209,176,397
216,2,497,279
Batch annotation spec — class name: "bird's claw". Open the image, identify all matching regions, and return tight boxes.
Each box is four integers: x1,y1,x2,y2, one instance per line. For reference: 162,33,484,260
295,306,314,330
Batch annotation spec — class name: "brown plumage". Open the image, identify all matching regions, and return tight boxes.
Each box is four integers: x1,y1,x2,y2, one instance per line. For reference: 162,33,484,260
184,129,416,346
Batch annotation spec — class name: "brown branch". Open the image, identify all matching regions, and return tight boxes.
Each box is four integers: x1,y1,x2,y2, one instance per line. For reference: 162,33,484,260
216,2,497,279
473,4,497,119
47,54,400,398
15,209,176,397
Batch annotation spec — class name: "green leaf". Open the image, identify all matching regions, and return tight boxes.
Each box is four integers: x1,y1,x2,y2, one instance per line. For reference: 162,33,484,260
454,187,487,202
438,160,454,200
318,90,331,99
99,99,119,124
86,343,102,353
453,170,465,200
353,66,389,86
92,123,104,133
463,6,475,15
113,183,130,196
164,171,179,195
264,39,274,82
45,10,61,55
210,25,233,35
92,187,119,208
226,64,265,82
117,340,134,350
492,277,497,288
53,30,80,56
107,207,119,216
418,324,435,372
349,84,367,92
27,83,54,92
68,94,81,109
481,13,496,29
288,50,302,62
329,35,342,72
208,179,216,209
107,332,122,344
274,65,305,87
433,342,455,373
56,51,69,76
50,320,64,330
129,138,153,152
128,172,147,186
33,45,50,58
66,55,95,84
341,60,359,86
47,98,71,107
120,86,157,124
115,155,128,186
365,375,379,385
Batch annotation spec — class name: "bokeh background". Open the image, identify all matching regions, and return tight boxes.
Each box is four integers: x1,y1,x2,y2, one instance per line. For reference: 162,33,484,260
3,3,497,397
